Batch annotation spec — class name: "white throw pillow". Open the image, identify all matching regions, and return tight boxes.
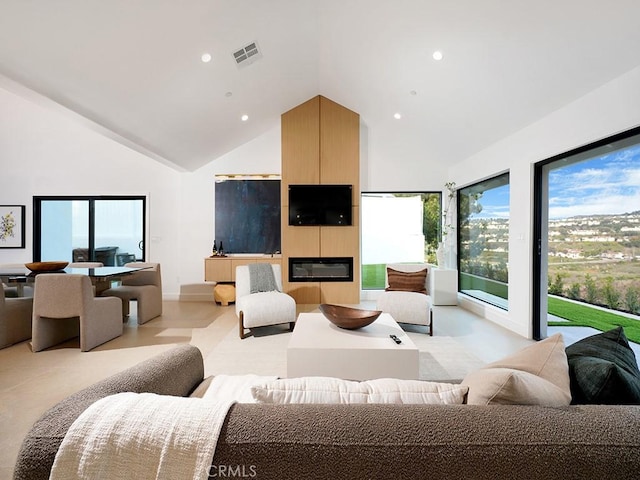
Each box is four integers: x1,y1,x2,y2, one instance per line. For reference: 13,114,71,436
251,377,468,404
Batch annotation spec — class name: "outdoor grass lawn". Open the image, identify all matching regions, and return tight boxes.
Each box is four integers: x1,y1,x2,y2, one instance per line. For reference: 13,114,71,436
547,296,640,344
362,264,386,290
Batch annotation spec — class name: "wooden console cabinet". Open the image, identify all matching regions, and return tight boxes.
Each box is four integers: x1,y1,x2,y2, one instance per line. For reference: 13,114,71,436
204,255,282,283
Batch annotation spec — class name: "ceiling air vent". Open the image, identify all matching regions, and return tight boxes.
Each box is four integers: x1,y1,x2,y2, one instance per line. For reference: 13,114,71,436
232,41,262,68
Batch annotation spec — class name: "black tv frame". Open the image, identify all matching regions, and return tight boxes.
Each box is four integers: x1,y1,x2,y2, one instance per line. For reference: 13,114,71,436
288,184,352,226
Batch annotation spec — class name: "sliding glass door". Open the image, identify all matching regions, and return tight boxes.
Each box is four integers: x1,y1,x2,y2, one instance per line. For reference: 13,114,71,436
533,126,640,339
34,196,146,265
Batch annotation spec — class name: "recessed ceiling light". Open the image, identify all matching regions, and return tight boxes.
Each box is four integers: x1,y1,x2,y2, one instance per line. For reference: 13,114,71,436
241,114,249,122
394,113,402,120
225,91,233,98
410,90,417,96
201,53,212,63
433,50,443,61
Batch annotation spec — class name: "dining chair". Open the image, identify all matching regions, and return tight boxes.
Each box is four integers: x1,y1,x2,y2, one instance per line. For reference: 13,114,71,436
32,274,123,352
67,262,104,268
0,285,33,349
67,262,104,294
101,262,162,324
115,253,136,266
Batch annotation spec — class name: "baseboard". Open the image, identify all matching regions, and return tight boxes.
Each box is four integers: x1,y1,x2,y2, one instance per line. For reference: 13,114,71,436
178,293,216,302
160,283,217,302
458,294,528,337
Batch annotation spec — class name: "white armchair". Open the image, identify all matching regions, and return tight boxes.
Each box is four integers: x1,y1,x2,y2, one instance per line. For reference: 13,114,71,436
376,263,433,335
235,264,296,339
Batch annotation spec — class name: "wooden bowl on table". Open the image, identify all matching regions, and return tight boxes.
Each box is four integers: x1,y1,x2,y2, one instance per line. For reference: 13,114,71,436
319,303,382,330
25,261,69,273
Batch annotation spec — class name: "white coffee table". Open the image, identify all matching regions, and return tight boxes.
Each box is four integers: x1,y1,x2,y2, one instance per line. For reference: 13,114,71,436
287,312,419,380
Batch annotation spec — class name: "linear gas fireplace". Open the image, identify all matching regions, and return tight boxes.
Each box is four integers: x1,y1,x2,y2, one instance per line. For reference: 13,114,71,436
289,257,354,282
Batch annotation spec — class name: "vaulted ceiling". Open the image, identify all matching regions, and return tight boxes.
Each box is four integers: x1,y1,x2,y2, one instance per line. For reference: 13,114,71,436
1,0,639,172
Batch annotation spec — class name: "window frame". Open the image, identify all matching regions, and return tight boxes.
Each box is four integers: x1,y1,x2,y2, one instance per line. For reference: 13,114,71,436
532,125,640,339
360,190,442,291
456,172,510,310
33,195,147,263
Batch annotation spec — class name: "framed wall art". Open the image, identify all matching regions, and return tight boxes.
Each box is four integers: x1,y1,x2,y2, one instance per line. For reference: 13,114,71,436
214,176,281,255
0,205,26,248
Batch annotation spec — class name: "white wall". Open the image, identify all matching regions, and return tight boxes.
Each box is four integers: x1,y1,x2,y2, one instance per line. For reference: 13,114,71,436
177,126,282,299
0,84,183,295
450,65,640,338
362,123,449,192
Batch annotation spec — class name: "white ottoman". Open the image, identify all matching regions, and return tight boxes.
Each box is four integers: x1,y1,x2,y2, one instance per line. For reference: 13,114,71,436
376,291,433,335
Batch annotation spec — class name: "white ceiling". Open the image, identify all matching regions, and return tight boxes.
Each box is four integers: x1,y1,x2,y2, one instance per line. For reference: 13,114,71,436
1,0,639,172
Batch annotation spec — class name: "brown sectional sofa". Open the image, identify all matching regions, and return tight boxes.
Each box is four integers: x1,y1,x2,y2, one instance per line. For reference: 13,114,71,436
14,344,640,480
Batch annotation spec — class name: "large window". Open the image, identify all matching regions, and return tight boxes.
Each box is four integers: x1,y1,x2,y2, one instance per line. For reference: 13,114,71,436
533,126,640,340
457,173,510,309
361,192,441,290
34,196,146,265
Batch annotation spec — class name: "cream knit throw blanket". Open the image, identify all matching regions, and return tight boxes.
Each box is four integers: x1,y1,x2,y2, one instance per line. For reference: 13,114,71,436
50,392,235,480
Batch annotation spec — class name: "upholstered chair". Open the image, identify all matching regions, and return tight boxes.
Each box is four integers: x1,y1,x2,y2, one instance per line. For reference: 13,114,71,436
376,263,433,335
236,264,296,339
68,263,105,293
68,262,104,268
0,285,33,349
101,262,162,324
2,263,33,297
32,274,123,352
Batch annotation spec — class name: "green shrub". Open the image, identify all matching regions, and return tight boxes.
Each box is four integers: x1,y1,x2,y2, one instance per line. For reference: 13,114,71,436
602,276,620,309
567,282,582,300
625,286,640,314
548,273,564,296
585,274,599,304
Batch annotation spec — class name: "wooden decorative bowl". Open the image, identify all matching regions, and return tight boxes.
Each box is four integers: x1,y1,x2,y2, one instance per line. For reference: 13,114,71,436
25,261,69,272
319,304,382,330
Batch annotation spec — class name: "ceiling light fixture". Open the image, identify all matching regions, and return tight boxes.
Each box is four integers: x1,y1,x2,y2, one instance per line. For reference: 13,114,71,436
432,50,443,61
241,114,249,122
394,113,402,120
201,53,212,63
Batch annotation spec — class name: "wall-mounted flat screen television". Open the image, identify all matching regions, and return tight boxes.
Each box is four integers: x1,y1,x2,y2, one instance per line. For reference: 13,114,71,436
289,184,352,226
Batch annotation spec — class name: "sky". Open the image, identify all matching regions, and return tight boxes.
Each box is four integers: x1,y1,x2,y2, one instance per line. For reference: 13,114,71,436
548,143,640,220
467,142,640,221
473,185,510,219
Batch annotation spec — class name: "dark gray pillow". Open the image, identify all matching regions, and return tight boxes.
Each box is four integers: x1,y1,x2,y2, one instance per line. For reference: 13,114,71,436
565,327,640,404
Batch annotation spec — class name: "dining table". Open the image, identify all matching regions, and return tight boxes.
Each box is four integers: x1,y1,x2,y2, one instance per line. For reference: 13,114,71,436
0,265,148,296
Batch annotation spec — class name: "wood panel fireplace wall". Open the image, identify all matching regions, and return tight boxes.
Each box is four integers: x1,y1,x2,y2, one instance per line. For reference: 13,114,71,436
281,96,360,304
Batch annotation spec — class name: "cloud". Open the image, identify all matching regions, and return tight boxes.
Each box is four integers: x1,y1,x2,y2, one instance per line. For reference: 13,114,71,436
547,147,640,219
548,191,640,219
